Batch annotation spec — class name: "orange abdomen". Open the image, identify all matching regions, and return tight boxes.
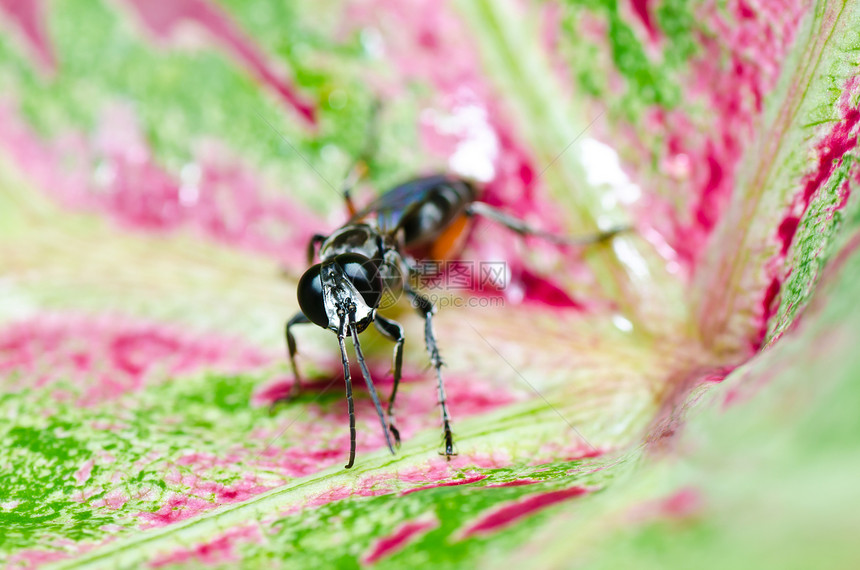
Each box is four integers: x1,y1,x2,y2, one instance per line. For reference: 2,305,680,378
428,213,472,261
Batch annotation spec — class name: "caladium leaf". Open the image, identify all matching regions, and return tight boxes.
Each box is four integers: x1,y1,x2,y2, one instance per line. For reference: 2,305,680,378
0,0,858,568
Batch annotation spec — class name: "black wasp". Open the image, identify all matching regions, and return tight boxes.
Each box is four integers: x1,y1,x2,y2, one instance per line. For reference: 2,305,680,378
286,173,621,468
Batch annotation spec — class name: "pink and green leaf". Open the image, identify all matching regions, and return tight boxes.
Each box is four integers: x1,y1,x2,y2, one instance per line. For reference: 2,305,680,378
1,0,859,567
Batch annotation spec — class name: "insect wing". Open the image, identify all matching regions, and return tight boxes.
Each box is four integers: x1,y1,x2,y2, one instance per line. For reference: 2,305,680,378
352,175,454,232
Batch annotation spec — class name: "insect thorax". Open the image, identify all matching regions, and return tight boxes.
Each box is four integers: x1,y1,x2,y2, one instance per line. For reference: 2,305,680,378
319,224,381,261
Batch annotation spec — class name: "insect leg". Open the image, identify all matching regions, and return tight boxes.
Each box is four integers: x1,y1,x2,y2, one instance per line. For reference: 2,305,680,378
406,288,456,458
466,202,626,245
306,234,327,264
341,101,381,217
350,323,396,455
373,315,405,447
341,173,360,218
336,324,358,469
284,312,312,402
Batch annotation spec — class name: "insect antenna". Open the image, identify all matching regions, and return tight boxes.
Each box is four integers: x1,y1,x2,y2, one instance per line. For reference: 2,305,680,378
336,320,357,469
350,321,396,455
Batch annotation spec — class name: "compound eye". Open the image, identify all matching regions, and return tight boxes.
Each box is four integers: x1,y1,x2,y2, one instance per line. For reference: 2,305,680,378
297,264,329,328
334,253,382,309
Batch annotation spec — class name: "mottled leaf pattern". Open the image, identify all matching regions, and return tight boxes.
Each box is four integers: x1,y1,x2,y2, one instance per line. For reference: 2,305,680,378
1,0,858,568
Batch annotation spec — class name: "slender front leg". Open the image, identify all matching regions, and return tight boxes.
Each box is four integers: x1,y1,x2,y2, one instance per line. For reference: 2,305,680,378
335,319,358,469
350,323,396,455
373,315,405,446
284,312,312,401
306,234,327,264
406,289,455,458
466,202,626,245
